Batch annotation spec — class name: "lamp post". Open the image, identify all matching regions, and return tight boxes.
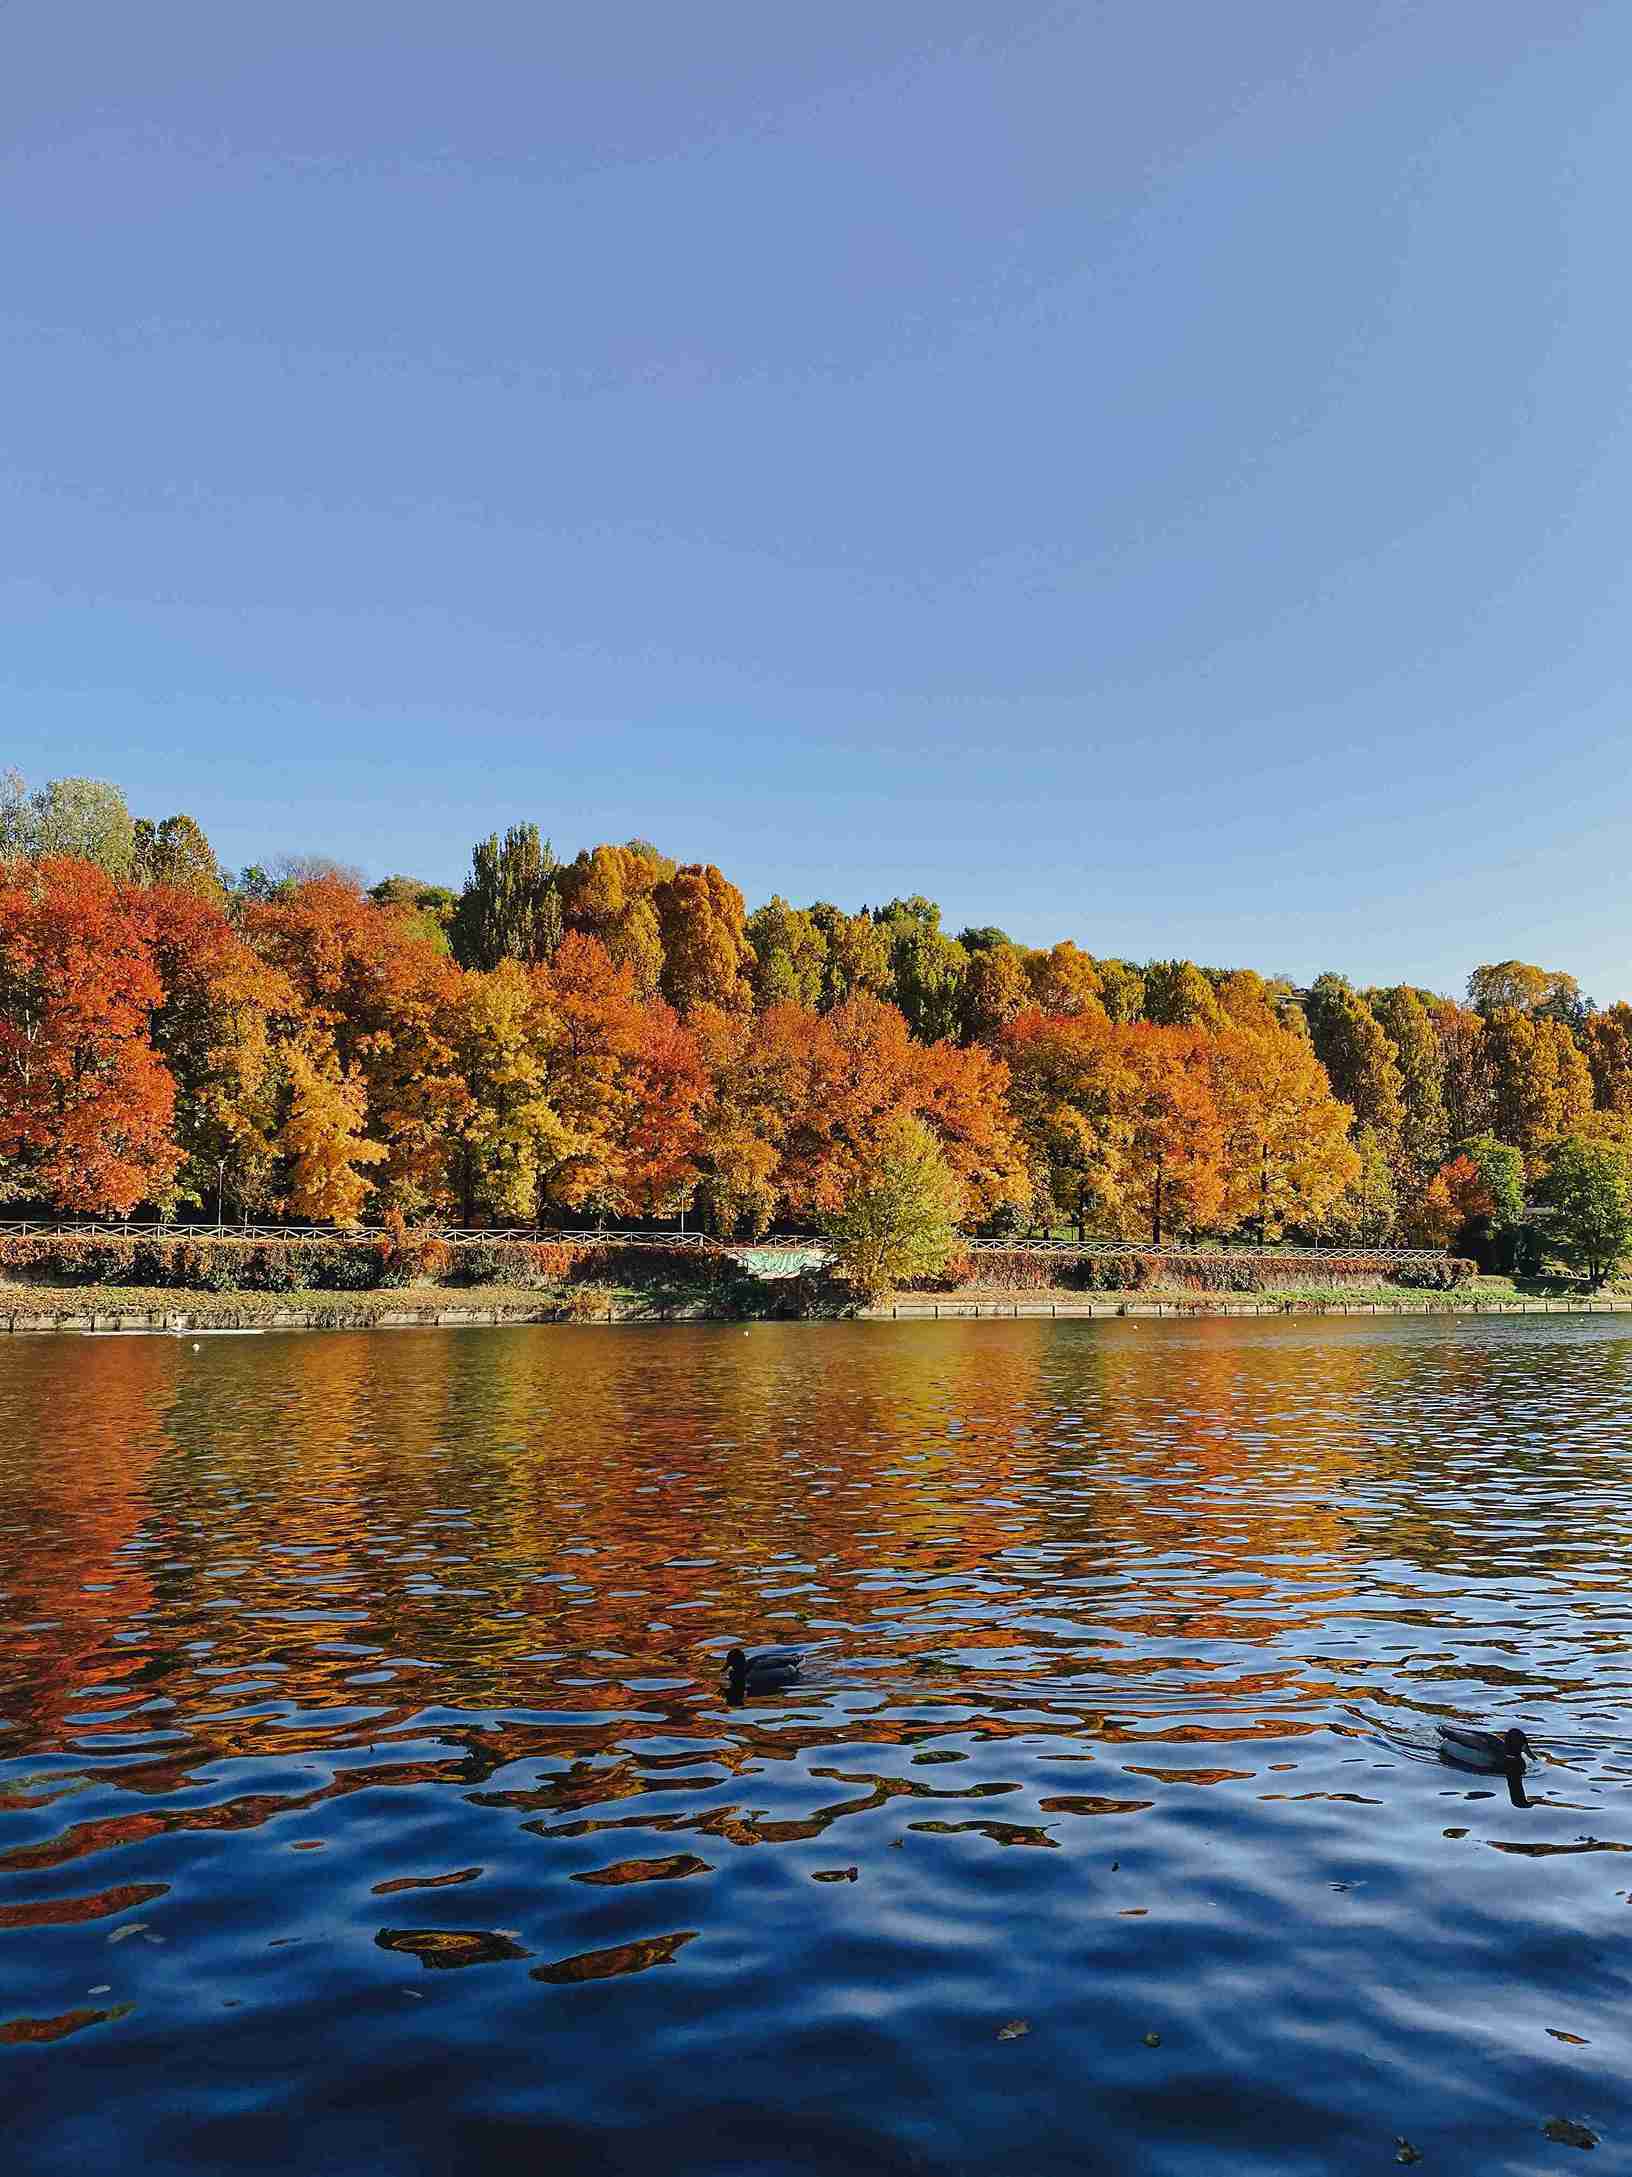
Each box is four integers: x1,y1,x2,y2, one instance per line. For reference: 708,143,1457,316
216,1155,228,1235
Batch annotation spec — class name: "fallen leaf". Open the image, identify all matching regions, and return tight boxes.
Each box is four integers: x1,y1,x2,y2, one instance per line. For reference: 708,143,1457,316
1395,2141,1422,2166
996,2019,1030,2041
1143,2032,1162,2048
1543,2117,1598,2149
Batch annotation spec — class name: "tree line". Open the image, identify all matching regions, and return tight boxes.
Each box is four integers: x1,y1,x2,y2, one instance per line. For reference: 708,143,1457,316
4,770,1631,1279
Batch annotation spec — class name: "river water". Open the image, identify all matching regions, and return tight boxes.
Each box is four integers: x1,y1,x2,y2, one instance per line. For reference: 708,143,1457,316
2,1317,1630,2174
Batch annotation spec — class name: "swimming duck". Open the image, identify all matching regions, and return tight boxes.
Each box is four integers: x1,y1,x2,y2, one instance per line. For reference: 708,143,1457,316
1436,1724,1532,1772
724,1645,802,1695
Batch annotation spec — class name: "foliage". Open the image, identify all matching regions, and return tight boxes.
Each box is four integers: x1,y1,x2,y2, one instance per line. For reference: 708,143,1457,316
825,1112,964,1295
0,772,137,875
0,859,182,1212
1536,1135,1632,1286
451,825,563,971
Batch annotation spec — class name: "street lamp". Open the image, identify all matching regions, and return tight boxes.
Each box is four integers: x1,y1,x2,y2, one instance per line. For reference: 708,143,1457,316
216,1155,228,1235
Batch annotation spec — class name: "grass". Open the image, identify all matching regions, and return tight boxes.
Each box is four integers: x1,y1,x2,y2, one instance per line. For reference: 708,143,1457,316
2,1267,1616,1332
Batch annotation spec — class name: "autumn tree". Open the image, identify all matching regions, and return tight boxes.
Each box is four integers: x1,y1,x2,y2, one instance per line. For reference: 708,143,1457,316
1096,959,1146,1025
1485,1008,1593,1159
1023,941,1105,1019
1468,960,1584,1024
1210,1023,1360,1237
451,825,563,971
448,962,571,1222
279,1035,384,1225
1407,1152,1490,1251
825,1112,963,1296
1428,999,1495,1143
1579,1004,1632,1115
557,841,671,994
0,860,181,1213
246,875,465,1216
1123,1025,1224,1244
147,883,298,1215
654,863,753,1015
1142,960,1222,1031
959,944,1030,1043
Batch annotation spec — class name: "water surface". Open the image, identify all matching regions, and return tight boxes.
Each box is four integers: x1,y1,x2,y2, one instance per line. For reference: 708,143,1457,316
2,1317,1630,2174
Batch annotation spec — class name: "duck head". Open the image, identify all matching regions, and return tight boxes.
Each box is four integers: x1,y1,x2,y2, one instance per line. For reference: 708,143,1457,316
724,1647,747,1675
1504,1727,1532,1765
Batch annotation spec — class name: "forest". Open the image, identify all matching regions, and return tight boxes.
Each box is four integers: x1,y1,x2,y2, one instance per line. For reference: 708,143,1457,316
4,771,1631,1278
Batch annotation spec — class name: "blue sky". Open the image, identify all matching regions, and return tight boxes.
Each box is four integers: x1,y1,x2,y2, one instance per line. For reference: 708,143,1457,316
6,2,1632,998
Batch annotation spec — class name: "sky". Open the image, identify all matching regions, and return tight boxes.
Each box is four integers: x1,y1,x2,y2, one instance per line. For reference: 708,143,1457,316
5,2,1632,998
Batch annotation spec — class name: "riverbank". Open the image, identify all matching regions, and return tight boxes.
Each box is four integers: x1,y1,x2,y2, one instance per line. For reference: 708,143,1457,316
3,1273,1624,1332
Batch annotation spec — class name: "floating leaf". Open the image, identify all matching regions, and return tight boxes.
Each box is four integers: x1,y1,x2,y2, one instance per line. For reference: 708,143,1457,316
1394,2141,1422,2166
374,1928,529,1971
1542,2117,1599,2149
1143,2031,1162,2048
996,2018,1030,2041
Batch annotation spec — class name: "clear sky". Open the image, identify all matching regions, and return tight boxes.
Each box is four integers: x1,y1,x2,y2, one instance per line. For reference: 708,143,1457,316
6,3,1632,998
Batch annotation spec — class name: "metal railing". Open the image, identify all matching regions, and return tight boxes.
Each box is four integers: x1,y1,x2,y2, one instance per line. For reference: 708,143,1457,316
0,1217,1453,1265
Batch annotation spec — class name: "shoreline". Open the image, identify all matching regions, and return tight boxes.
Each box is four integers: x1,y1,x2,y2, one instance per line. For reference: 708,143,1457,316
5,1290,1630,1334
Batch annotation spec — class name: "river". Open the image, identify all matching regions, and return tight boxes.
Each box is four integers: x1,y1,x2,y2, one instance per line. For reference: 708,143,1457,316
2,1317,1629,2173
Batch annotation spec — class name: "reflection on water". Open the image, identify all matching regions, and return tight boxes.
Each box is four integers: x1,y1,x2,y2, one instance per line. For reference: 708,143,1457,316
2,1317,1631,2174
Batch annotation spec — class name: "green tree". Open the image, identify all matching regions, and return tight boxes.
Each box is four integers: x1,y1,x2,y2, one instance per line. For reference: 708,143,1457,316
808,903,892,1009
824,1111,963,1295
1468,960,1584,1024
873,897,968,1041
1374,984,1448,1189
132,812,225,899
451,825,563,970
1306,974,1405,1156
1324,1126,1398,1242
1538,1135,1632,1286
0,773,137,874
745,896,829,1009
1096,959,1146,1025
1449,1133,1527,1270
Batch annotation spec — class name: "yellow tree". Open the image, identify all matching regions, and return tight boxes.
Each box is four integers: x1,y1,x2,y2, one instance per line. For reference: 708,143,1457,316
1580,1004,1632,1115
557,842,670,996
959,944,1031,1042
1211,1024,1359,1236
451,962,572,1222
280,1036,384,1224
1022,941,1105,1020
654,863,754,1014
825,1112,964,1295
1486,1008,1593,1158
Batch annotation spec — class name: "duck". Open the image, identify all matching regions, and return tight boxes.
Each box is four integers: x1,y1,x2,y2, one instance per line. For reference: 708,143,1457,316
1436,1724,1533,1772
724,1645,802,1696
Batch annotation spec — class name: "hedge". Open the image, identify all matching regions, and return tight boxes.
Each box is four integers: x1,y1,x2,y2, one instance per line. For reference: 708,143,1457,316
0,1233,742,1295
915,1248,1476,1294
